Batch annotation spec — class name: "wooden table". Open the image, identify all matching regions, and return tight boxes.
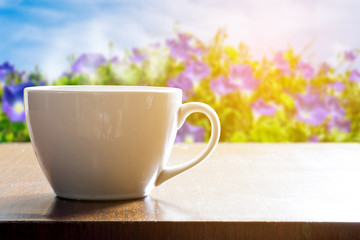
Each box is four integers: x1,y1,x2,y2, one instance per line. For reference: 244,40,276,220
1,143,360,239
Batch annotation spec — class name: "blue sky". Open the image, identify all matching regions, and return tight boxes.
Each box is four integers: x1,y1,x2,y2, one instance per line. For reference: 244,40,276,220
1,0,359,80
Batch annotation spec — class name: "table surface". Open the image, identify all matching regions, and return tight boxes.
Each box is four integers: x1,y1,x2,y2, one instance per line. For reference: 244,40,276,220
1,143,360,239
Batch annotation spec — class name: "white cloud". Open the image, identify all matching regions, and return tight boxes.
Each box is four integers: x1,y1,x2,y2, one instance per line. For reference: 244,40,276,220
37,13,172,79
2,0,360,80
0,0,22,8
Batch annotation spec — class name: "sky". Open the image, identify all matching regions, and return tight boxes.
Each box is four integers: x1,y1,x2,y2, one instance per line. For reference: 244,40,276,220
0,0,359,81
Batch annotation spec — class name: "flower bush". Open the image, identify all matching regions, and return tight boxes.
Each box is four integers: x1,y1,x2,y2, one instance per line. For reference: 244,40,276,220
0,63,45,142
1,29,360,142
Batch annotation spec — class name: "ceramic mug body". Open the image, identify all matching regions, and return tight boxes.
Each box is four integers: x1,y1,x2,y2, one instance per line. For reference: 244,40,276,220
24,86,220,200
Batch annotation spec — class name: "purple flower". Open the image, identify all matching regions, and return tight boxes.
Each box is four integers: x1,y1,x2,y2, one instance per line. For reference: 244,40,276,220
183,60,211,83
229,64,258,91
168,60,210,100
327,117,351,133
168,74,193,101
344,50,356,62
0,62,15,83
110,56,120,64
251,98,276,116
210,75,239,96
349,69,360,82
324,96,350,133
325,96,345,119
310,135,319,142
71,53,106,74
61,72,73,78
273,52,291,76
297,61,315,80
2,81,36,122
295,92,327,126
327,82,345,92
129,48,147,64
175,122,204,143
166,33,203,61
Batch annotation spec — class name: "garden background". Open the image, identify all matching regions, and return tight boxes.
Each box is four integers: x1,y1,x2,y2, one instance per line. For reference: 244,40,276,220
1,0,360,142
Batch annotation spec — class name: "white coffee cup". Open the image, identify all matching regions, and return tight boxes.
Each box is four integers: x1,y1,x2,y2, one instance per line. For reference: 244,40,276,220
24,86,220,200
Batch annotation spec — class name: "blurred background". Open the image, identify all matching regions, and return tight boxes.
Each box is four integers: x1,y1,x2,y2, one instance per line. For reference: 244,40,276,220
1,0,360,142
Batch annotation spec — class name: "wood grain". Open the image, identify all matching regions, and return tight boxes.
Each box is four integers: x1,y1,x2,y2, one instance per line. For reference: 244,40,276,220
1,143,360,239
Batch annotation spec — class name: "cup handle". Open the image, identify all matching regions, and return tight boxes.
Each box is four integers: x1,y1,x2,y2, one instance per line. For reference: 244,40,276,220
154,102,221,186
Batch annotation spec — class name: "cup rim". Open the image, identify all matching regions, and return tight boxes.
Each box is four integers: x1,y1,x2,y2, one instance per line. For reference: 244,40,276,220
24,85,182,94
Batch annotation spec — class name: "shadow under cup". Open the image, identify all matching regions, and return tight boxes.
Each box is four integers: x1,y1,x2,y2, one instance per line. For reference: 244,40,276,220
25,86,183,200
